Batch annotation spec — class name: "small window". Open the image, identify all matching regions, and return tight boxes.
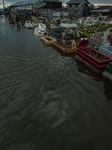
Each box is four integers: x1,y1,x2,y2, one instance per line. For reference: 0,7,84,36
82,4,83,7
69,5,72,8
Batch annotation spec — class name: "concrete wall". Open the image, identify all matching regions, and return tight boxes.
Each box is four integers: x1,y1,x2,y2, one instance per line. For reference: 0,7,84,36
18,5,32,10
38,9,68,19
67,1,89,17
10,2,39,17
11,7,18,17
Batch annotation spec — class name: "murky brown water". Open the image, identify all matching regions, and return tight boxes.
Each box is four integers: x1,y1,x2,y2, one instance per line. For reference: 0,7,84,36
0,15,112,150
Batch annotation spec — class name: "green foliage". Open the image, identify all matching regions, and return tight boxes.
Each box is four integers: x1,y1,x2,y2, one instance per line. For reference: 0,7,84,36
95,23,100,26
76,22,84,28
88,21,93,24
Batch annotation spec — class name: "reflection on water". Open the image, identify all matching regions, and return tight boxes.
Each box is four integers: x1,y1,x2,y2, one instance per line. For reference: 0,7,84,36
103,81,112,101
0,15,112,150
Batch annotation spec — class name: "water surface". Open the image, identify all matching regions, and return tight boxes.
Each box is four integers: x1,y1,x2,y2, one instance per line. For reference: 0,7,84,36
0,16,112,150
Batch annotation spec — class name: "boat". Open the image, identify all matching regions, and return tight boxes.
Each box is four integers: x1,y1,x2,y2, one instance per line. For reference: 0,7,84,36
40,36,56,45
75,39,112,74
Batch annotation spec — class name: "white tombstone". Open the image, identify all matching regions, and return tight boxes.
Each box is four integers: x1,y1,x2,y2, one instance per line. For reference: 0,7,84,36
102,40,111,50
72,39,76,49
62,32,66,45
79,19,82,24
77,32,80,37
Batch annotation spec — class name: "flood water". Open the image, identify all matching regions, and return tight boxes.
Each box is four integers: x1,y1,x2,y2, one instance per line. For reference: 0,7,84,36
0,15,112,150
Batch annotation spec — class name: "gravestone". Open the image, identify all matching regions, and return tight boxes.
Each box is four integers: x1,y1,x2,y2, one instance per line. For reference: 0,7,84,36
62,32,66,45
102,40,111,50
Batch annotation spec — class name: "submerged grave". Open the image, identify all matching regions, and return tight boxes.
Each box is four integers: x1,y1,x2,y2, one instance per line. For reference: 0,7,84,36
75,39,112,74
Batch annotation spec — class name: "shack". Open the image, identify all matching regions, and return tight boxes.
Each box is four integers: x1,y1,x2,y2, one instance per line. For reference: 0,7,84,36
66,0,90,17
38,0,62,19
9,0,39,18
9,0,62,19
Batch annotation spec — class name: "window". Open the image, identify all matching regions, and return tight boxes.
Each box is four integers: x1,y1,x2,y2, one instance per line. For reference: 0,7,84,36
75,4,78,7
69,5,72,8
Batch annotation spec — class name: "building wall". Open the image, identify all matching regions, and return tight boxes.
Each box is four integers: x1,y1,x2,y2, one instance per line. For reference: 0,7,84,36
45,2,62,9
18,5,32,10
32,1,46,12
68,7,81,17
39,8,52,18
39,8,66,19
10,2,39,17
17,5,33,15
11,7,18,17
67,1,89,17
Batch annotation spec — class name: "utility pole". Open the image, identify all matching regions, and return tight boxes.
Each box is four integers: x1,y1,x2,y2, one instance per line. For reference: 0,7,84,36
2,0,5,9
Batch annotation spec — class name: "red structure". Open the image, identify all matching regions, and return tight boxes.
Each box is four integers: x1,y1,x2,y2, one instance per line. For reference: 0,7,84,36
32,9,33,14
79,39,91,50
76,39,112,74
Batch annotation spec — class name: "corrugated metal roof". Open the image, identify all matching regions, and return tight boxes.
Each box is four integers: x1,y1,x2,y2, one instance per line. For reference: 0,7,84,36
9,0,62,7
45,0,62,3
98,6,112,9
90,9,110,13
67,0,89,4
29,0,39,4
9,0,39,7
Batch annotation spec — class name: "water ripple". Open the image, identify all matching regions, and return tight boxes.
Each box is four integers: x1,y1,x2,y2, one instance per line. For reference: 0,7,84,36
0,16,112,150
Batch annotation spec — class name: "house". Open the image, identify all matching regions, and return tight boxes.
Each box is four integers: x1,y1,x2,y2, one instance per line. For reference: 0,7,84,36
42,0,62,9
9,0,40,17
9,0,62,19
89,6,112,17
66,0,90,17
37,0,62,19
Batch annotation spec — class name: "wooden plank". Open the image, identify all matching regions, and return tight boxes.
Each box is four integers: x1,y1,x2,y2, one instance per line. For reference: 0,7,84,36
66,48,77,54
